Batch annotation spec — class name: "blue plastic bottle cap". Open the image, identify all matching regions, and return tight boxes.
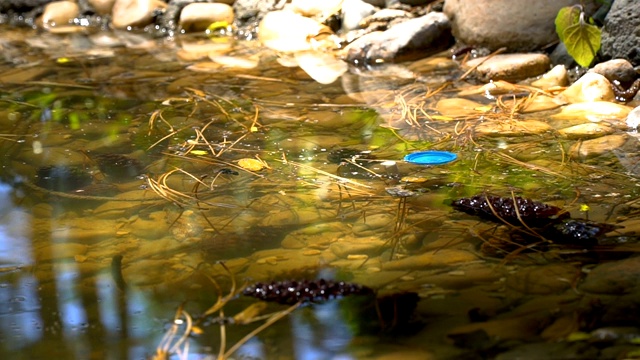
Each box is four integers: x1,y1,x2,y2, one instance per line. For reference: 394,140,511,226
403,151,457,165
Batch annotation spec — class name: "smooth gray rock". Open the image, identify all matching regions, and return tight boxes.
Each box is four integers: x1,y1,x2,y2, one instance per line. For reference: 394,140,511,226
591,59,638,85
345,11,453,66
601,0,640,66
443,0,587,52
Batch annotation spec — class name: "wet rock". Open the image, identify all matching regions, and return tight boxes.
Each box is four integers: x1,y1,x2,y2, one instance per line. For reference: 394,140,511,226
381,249,479,271
260,208,335,227
474,119,553,137
243,248,337,281
569,134,629,160
559,72,615,103
590,59,638,86
580,256,640,294
111,0,167,29
531,64,569,89
93,153,144,182
435,98,488,118
234,0,288,29
280,222,348,249
444,0,580,52
329,235,386,258
448,313,548,342
179,3,234,32
352,213,394,235
494,342,599,360
88,0,115,15
341,0,377,32
626,105,640,129
344,11,453,65
552,101,633,122
601,0,640,66
558,122,615,139
36,243,89,262
506,264,577,295
40,0,78,28
465,53,551,82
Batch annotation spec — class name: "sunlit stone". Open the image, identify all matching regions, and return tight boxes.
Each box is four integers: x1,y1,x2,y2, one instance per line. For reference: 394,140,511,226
531,64,569,89
558,72,615,103
551,101,632,122
258,10,330,52
111,0,167,29
435,98,490,118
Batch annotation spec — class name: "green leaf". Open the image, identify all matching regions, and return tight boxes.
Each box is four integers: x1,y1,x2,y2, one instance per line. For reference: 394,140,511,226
563,21,601,67
555,7,580,43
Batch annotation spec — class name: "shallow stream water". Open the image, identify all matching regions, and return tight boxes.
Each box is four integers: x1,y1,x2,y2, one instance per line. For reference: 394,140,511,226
1,27,640,360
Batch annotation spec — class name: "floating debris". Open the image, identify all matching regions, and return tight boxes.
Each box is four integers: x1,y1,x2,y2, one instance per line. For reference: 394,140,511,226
404,150,457,165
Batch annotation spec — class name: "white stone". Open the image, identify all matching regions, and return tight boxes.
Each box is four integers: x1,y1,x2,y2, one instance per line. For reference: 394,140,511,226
111,0,167,29
179,3,234,32
626,106,640,129
341,0,377,32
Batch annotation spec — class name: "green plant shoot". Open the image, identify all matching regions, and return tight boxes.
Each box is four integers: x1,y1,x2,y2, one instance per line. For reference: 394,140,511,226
555,6,602,67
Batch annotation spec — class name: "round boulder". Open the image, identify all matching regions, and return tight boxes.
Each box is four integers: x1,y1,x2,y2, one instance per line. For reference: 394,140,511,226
444,0,583,52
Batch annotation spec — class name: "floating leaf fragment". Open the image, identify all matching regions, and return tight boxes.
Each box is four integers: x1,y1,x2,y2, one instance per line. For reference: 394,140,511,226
238,158,266,171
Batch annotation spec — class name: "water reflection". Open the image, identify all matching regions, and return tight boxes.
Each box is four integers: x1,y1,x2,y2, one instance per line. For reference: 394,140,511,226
291,302,354,360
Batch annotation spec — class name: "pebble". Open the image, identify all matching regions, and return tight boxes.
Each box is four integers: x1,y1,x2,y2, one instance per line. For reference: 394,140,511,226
580,256,640,294
329,236,386,258
341,0,377,32
435,98,488,118
474,120,553,137
381,249,479,271
111,0,167,29
531,64,569,89
179,3,235,32
590,59,638,85
465,53,551,82
344,12,453,65
505,263,577,295
558,72,615,103
558,122,615,139
551,101,633,122
41,0,79,29
569,134,629,160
